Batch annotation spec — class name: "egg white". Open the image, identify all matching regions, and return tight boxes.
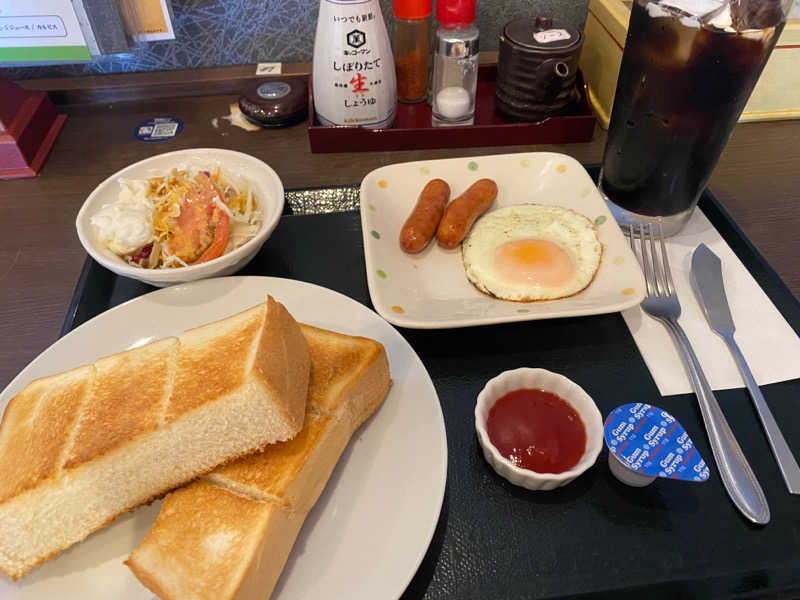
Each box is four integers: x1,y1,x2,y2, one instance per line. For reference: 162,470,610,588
462,204,602,301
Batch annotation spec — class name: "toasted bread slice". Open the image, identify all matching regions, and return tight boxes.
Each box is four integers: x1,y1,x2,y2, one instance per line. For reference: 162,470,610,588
64,338,177,468
0,296,310,581
126,324,391,600
0,365,93,505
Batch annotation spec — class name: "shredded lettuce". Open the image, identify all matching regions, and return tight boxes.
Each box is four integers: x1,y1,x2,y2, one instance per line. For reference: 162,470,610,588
105,166,263,269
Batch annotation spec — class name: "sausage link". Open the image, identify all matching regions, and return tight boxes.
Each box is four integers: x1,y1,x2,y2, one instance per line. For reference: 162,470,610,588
436,179,498,249
398,179,451,253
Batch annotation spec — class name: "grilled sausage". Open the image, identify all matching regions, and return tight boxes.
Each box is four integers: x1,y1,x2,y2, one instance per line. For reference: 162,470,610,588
436,178,498,249
399,179,451,253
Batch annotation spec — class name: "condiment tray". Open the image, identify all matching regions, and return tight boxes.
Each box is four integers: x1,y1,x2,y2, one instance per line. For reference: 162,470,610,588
308,65,596,152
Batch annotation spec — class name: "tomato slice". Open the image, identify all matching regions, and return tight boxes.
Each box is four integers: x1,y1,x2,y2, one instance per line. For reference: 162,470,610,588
189,173,230,264
192,206,230,264
165,172,233,265
172,197,212,259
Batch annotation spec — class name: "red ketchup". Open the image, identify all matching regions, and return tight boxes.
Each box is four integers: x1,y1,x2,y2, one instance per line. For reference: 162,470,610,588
487,388,586,474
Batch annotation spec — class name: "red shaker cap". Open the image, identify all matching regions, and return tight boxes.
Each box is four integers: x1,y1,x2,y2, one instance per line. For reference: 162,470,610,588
436,0,476,24
392,0,432,19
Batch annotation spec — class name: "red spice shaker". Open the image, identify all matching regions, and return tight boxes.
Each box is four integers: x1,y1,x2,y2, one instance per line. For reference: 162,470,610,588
392,0,432,103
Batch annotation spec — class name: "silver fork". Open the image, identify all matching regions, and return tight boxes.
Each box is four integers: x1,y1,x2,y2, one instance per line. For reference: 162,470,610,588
629,222,770,525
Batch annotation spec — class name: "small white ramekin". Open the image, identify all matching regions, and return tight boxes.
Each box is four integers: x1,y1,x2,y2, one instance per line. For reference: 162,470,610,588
475,368,603,491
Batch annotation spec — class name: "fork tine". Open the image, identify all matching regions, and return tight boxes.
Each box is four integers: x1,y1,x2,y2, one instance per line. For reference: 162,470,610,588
636,223,656,297
649,224,666,296
633,224,644,291
657,222,676,296
627,224,638,266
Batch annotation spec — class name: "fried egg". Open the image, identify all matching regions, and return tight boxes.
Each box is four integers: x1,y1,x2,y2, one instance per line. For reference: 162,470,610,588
462,204,602,301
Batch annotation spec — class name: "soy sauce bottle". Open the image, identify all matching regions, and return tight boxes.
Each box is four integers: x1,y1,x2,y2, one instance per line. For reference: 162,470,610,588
312,0,397,129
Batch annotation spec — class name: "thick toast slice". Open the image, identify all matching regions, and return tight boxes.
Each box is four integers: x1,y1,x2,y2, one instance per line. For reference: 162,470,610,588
126,324,391,600
0,296,310,581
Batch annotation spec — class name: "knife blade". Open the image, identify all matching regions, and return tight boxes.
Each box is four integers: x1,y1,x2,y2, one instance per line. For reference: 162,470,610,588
691,244,735,335
691,243,800,494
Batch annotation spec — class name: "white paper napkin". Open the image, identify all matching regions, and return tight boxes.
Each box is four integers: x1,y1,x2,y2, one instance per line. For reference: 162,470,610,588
621,208,800,396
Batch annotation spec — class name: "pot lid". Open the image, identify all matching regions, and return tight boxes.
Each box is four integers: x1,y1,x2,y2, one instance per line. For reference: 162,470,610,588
502,16,582,52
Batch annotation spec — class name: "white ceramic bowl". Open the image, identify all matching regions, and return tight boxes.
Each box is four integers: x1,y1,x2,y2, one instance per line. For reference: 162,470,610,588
475,368,603,491
76,148,284,287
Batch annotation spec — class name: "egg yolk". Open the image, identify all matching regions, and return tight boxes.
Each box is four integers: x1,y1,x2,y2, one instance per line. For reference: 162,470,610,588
494,239,576,287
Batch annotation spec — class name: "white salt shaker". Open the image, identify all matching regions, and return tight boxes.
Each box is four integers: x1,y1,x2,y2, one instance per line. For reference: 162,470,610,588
312,0,397,129
431,0,479,126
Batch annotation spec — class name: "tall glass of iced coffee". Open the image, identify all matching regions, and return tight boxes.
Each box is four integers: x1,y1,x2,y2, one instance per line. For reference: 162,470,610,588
599,0,790,236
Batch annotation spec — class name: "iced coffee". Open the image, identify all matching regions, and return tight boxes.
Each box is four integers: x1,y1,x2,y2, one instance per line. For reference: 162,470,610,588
600,0,788,236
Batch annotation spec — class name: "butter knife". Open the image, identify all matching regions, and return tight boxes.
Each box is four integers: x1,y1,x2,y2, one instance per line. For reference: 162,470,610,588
691,243,800,494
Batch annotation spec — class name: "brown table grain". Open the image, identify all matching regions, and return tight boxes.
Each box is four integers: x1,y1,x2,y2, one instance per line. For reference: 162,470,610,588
0,93,798,389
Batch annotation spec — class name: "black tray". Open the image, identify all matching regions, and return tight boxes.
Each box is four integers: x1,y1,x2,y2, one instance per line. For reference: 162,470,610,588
61,166,800,599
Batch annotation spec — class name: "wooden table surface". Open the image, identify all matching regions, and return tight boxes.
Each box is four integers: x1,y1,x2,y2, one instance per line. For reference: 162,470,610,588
1,93,798,389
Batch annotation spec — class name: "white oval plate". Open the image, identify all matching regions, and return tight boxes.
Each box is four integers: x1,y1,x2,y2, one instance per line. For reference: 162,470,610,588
0,277,447,600
360,152,646,328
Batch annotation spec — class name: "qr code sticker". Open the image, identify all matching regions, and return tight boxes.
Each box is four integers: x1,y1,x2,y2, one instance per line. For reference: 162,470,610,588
151,122,178,138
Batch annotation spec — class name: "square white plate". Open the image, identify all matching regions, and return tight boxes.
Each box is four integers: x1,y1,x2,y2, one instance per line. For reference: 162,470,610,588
360,152,645,329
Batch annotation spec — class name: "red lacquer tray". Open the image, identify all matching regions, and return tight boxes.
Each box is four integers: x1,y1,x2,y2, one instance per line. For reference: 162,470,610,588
307,64,596,153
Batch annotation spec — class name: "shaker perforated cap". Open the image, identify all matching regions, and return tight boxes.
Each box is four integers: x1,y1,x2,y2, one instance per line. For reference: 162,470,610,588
392,0,432,19
436,0,476,25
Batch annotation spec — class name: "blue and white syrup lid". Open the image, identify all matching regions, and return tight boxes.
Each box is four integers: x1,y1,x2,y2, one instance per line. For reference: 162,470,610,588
604,403,710,487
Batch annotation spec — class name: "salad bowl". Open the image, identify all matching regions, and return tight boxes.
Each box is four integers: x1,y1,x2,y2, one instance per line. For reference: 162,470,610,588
76,148,284,287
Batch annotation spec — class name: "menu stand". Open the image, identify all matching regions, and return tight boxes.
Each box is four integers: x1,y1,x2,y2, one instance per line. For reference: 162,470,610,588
0,77,66,180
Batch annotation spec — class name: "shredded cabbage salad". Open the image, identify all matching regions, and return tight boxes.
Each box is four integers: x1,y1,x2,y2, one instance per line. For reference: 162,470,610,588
91,167,263,269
